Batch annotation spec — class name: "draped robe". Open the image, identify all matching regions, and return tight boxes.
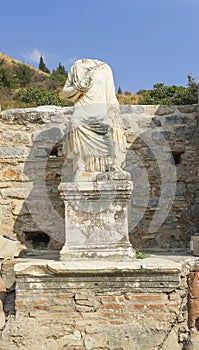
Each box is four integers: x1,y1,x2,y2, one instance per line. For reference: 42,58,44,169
62,59,126,181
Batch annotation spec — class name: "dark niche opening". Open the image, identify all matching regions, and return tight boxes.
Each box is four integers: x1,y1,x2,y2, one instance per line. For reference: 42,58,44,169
172,153,181,165
171,145,185,165
49,146,59,158
25,231,50,249
172,151,184,165
195,317,199,331
48,142,63,158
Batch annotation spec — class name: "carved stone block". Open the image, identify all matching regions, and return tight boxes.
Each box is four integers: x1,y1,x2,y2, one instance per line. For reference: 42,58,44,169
58,179,134,261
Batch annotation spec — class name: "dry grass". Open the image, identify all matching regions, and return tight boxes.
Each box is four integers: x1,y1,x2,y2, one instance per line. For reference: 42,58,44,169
0,100,33,111
117,93,143,105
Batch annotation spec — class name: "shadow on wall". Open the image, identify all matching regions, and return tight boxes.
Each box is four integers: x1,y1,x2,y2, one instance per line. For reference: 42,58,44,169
14,126,72,251
14,105,199,252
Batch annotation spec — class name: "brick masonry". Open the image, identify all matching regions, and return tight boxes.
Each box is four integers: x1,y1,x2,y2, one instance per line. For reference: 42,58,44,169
0,258,195,350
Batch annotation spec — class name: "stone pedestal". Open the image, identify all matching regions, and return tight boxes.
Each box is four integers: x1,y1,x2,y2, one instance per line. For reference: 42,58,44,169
58,179,134,260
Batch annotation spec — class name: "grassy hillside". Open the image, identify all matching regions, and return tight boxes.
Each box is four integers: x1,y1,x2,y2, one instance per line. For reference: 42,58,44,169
0,52,70,110
0,52,49,77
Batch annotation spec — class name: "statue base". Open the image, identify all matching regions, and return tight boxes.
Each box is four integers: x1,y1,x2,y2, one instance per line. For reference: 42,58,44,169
58,178,135,261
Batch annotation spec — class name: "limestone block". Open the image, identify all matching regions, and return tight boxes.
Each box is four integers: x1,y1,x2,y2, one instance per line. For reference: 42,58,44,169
1,131,31,144
1,188,25,199
119,104,133,114
59,330,82,348
84,325,166,350
178,105,197,114
161,329,181,350
0,300,5,330
0,164,24,181
0,105,70,125
145,105,161,116
164,115,194,125
50,114,65,123
0,277,6,302
32,126,63,143
14,258,181,296
0,235,20,259
74,290,101,312
152,130,171,142
0,146,27,158
1,263,16,292
134,105,146,114
155,106,176,116
12,201,26,216
122,113,148,136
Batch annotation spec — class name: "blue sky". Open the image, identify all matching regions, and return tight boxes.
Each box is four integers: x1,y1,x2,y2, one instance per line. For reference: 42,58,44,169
1,0,199,93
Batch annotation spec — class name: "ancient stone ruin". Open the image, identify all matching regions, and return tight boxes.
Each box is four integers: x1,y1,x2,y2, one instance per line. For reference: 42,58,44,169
0,104,199,349
0,104,198,251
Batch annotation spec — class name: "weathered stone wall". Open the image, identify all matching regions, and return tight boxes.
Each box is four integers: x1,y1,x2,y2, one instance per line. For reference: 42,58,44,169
0,257,194,350
124,105,199,251
0,105,198,251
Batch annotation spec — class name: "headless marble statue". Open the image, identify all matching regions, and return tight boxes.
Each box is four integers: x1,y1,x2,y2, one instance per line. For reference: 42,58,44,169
59,59,134,260
62,58,128,181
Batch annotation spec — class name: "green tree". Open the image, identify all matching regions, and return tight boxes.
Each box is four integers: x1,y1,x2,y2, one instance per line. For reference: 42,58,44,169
0,66,15,88
14,64,34,87
117,86,122,94
39,56,50,74
50,63,68,87
181,74,197,104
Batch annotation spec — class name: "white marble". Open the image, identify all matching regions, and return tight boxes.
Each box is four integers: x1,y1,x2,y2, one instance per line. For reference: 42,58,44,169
62,59,126,181
59,180,134,261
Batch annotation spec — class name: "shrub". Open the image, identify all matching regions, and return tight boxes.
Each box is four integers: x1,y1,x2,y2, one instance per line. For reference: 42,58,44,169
14,86,68,106
140,75,198,105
